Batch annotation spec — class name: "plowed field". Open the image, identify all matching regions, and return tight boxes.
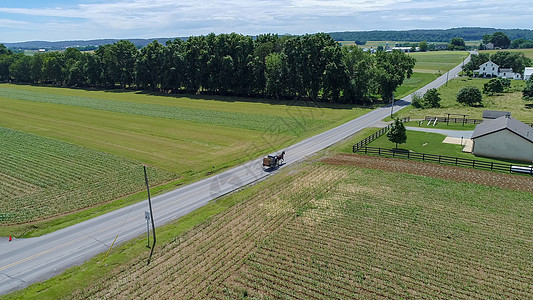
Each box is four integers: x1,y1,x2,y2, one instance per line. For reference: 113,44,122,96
54,160,533,300
323,153,533,193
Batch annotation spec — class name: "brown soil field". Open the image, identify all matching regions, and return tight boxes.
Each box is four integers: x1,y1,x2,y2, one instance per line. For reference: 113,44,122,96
323,153,533,193
61,159,533,299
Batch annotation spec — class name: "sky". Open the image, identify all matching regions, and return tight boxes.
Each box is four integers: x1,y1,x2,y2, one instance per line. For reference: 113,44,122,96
1,0,532,43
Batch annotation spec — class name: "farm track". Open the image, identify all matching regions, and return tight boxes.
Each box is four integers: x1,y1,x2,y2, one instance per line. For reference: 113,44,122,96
67,163,533,299
322,153,533,193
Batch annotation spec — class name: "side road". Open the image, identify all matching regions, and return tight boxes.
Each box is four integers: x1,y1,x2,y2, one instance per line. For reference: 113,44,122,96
0,53,471,295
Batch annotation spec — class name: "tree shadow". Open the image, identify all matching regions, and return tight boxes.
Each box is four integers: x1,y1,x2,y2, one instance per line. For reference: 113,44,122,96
11,82,383,110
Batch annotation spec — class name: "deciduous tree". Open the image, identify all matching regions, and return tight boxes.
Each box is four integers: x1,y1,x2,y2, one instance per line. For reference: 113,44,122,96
448,37,466,50
483,77,510,95
489,32,511,49
523,77,533,100
374,50,416,101
457,86,482,106
387,118,407,148
423,88,441,108
418,41,428,52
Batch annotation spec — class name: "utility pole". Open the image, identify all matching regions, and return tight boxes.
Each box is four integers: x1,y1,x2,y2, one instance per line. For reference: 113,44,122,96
144,166,156,265
390,94,394,118
145,211,150,248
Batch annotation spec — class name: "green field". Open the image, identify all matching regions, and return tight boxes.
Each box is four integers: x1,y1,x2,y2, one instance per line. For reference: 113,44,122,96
409,51,469,74
0,128,174,225
0,83,368,229
397,77,532,122
395,51,469,98
479,48,533,59
7,161,532,299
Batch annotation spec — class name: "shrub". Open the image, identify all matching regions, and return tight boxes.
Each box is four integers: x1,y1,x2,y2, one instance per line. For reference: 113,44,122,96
457,86,483,106
483,77,511,95
524,77,533,100
411,92,424,108
423,88,441,108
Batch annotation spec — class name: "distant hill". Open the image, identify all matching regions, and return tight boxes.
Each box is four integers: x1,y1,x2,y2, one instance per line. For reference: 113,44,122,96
4,27,533,50
3,37,187,50
328,27,533,43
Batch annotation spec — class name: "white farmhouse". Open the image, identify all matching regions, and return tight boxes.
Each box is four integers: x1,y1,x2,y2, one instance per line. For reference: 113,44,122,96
471,116,533,163
525,67,533,81
474,61,499,77
473,61,522,80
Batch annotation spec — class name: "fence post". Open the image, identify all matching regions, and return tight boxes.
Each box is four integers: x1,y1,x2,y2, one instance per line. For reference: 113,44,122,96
407,151,410,159
365,147,367,154
472,160,475,168
378,148,381,156
491,162,493,170
439,155,441,163
455,157,458,166
422,153,425,161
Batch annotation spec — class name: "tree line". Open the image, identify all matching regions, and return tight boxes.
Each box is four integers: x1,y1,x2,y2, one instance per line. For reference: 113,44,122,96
0,33,415,104
329,28,533,43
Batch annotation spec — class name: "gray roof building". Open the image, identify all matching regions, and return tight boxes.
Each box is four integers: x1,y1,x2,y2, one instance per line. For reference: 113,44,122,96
472,116,533,143
482,110,511,119
471,116,533,162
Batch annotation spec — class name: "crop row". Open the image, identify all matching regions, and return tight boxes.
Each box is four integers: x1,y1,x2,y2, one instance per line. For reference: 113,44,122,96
67,164,533,299
2,87,327,136
0,127,175,224
68,165,332,299
233,168,533,299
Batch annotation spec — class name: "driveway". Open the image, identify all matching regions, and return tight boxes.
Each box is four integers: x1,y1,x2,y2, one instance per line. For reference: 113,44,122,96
406,127,474,139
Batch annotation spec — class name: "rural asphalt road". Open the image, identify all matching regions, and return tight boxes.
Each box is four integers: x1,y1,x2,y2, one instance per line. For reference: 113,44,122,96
0,54,471,295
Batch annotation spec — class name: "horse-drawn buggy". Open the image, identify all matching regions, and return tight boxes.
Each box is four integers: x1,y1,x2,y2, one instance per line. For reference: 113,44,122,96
262,151,285,169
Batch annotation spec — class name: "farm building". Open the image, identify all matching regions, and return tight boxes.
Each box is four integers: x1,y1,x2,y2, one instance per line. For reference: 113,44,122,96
471,116,533,163
525,67,533,81
482,110,510,119
473,61,522,79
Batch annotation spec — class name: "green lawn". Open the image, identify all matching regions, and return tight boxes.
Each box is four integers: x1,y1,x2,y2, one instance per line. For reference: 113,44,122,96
403,120,477,130
398,77,532,123
363,129,527,165
368,130,467,155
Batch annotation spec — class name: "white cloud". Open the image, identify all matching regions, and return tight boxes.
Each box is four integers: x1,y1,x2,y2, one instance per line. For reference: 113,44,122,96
1,0,532,42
